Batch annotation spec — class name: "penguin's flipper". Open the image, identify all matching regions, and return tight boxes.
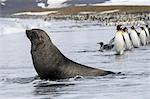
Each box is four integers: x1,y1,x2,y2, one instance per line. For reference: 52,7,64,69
148,28,150,33
109,37,115,45
137,32,140,36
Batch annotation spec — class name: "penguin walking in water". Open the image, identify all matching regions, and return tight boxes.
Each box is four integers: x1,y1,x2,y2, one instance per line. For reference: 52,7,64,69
139,27,147,46
122,27,133,50
130,26,141,48
114,25,125,55
144,25,150,43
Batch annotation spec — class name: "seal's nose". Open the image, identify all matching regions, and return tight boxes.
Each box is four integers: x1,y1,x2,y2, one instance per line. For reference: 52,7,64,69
26,30,30,34
26,30,31,39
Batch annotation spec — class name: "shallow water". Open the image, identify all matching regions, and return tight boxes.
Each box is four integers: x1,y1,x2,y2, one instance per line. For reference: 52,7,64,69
0,18,150,99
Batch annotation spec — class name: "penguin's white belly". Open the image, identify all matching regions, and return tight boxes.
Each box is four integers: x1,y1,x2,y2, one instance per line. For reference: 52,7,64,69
130,31,140,48
140,31,147,45
115,34,125,54
123,33,132,50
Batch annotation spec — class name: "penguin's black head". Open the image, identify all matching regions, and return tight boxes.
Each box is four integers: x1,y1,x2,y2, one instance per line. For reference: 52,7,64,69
116,25,122,31
140,27,144,30
131,26,134,29
123,27,128,32
146,25,148,28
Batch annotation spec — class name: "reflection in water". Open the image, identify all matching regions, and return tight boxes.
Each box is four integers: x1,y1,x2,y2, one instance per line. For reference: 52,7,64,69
1,76,38,84
33,78,78,99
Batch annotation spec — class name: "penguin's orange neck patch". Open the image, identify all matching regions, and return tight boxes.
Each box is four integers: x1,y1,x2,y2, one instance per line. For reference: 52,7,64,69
116,31,123,35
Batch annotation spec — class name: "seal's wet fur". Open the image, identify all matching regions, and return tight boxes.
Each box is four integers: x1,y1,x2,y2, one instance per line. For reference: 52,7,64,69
26,29,115,80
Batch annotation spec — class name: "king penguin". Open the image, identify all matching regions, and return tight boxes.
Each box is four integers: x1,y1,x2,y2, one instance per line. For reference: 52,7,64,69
130,26,141,48
139,27,147,46
122,27,133,50
114,25,125,55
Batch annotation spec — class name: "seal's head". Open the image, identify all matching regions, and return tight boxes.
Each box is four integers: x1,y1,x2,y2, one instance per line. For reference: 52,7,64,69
26,29,50,46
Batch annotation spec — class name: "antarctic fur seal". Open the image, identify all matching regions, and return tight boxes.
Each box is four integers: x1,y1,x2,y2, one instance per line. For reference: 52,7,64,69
26,29,115,80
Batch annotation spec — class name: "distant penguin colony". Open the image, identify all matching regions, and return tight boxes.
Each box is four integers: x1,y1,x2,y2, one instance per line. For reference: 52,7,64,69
98,24,150,55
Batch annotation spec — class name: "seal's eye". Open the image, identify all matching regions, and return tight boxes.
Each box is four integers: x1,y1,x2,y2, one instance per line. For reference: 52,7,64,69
31,31,39,39
32,31,35,34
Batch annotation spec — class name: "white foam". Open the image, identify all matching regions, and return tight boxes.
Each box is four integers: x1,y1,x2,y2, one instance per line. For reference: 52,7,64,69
0,0,7,2
0,0,6,5
0,18,52,35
